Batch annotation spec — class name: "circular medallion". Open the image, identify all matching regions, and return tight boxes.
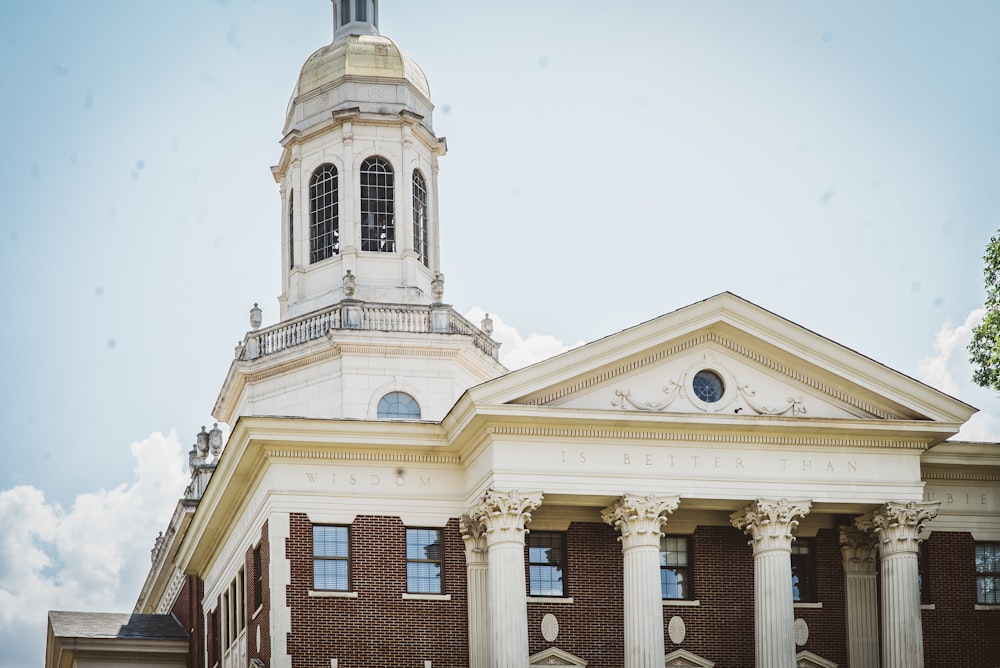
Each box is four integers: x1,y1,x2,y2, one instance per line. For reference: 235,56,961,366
368,86,384,100
668,616,686,645
540,613,559,642
794,617,809,646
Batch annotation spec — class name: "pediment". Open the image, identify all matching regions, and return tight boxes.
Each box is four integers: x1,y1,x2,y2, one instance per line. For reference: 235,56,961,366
469,294,974,428
795,650,838,668
665,648,716,667
529,647,587,666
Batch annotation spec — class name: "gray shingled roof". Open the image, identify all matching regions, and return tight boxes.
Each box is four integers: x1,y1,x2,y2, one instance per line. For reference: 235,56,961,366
49,611,188,640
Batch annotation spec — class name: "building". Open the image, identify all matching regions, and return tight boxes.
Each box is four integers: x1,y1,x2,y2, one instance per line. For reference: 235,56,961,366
47,3,1000,667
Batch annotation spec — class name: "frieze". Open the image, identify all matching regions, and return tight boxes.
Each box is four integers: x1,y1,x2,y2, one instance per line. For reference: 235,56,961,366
303,470,433,489
488,425,921,450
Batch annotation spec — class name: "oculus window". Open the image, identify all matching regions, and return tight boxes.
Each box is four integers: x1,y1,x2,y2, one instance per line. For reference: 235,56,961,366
412,169,429,266
791,538,817,603
976,542,1000,604
692,369,724,403
377,392,420,419
313,525,350,591
528,531,566,597
309,164,339,262
360,156,395,252
660,535,691,600
406,528,443,593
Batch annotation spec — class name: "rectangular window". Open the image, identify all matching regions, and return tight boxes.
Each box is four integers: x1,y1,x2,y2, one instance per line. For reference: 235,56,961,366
976,542,1000,605
340,0,350,25
406,528,443,593
355,0,367,22
660,535,692,600
528,531,566,597
313,525,350,591
791,538,817,603
252,544,262,609
918,542,931,604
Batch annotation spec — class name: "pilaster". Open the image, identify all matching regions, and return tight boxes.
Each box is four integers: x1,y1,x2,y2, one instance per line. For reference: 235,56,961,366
469,489,543,668
840,524,879,668
460,513,489,668
601,494,680,668
858,500,939,668
730,498,811,668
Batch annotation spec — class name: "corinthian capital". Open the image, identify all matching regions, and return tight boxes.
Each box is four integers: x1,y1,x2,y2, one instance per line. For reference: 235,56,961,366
730,498,811,553
459,514,488,563
860,500,939,556
468,489,543,546
601,493,681,549
840,524,878,573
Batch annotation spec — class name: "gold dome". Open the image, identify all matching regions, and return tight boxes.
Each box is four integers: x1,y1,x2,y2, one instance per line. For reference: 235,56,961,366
295,34,431,101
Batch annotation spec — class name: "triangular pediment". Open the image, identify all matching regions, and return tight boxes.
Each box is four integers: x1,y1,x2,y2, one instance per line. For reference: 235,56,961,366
795,650,838,668
468,294,974,430
665,648,716,667
529,647,587,666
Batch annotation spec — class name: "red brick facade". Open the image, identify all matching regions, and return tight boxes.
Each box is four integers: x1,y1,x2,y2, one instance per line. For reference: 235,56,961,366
182,516,999,668
246,519,272,668
285,513,469,668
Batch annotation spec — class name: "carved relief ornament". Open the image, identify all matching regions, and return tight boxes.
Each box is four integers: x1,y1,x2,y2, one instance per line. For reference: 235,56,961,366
612,373,806,416
468,489,543,546
459,513,488,563
601,493,681,549
730,498,811,553
856,500,940,556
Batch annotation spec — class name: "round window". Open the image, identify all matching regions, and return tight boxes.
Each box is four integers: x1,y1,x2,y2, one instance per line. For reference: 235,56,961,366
692,370,725,403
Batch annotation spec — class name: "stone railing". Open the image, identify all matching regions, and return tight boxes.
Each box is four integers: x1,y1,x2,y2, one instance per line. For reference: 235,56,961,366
237,302,499,361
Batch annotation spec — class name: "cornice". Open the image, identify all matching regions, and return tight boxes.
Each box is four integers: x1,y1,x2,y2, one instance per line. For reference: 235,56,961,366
521,331,894,420
922,471,1000,482
486,424,925,450
264,447,459,465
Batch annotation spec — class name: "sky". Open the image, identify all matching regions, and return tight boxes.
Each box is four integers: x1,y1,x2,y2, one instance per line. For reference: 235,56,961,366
1,1,999,666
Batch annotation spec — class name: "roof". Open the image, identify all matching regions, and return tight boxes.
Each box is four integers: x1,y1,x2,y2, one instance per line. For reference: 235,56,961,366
48,611,187,641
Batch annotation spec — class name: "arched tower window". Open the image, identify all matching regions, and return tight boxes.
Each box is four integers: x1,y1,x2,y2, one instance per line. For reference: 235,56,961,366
310,164,339,263
377,392,420,419
412,169,429,267
288,190,294,269
360,156,395,252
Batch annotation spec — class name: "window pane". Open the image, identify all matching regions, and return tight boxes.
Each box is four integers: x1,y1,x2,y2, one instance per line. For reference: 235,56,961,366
661,567,688,599
377,392,420,419
528,532,565,597
310,164,339,262
791,539,816,603
313,526,348,557
360,156,395,252
340,0,350,25
977,543,1000,604
406,528,442,593
407,562,441,593
355,0,367,22
412,170,428,266
313,559,349,590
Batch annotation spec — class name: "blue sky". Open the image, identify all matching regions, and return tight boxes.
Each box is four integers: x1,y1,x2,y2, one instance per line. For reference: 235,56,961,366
1,2,999,666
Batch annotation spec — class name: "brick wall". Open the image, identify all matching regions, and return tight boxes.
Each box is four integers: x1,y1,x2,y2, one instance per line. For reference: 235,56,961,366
285,513,468,668
170,574,204,668
246,519,272,668
922,531,1000,666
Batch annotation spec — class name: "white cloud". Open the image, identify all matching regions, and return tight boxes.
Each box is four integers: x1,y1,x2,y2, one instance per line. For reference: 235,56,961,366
465,307,585,370
0,431,189,668
917,309,1000,442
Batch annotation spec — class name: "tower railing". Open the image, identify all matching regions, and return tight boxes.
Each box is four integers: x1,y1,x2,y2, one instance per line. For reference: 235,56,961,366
237,302,499,361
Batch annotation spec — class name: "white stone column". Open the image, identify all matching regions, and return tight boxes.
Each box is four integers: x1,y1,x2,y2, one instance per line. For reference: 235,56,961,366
601,493,680,668
730,498,811,668
460,514,489,668
469,489,543,668
840,524,879,668
858,501,939,668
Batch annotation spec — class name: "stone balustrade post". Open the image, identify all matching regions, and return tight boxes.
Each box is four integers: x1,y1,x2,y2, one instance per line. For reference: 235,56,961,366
469,489,543,668
858,501,939,668
601,493,680,668
730,498,811,668
460,514,489,668
840,524,879,668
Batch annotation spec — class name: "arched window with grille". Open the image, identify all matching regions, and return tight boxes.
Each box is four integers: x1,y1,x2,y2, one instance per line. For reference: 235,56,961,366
377,392,420,419
360,156,395,252
288,190,294,269
310,164,339,263
412,169,428,266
